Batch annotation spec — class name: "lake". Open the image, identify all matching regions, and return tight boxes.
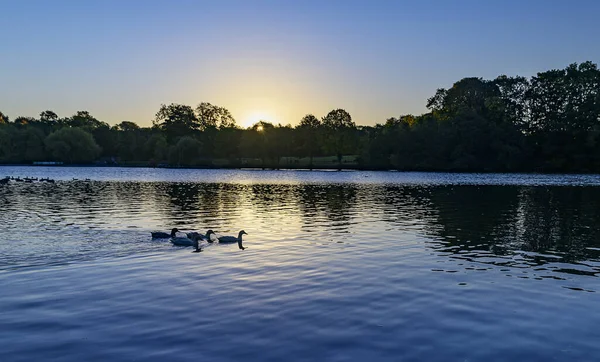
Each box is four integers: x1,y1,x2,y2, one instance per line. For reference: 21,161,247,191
1,166,600,361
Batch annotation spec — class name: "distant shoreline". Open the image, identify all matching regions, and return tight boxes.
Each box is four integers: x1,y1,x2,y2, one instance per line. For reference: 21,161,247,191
1,163,599,175
3,61,599,174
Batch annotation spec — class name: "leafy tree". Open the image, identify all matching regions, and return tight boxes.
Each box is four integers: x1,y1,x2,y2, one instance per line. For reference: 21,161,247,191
296,114,322,168
0,111,9,124
68,111,108,130
493,75,531,132
92,125,117,158
19,128,46,162
559,61,599,132
269,124,294,168
362,116,414,169
254,121,276,165
169,136,202,166
322,109,356,168
194,102,236,157
238,121,278,166
145,133,169,162
427,77,501,120
195,102,236,130
439,111,523,171
45,127,101,163
426,88,449,119
13,116,36,126
0,128,12,161
114,121,140,132
116,129,140,161
153,103,198,142
405,114,444,170
213,126,242,161
39,110,59,124
524,62,600,170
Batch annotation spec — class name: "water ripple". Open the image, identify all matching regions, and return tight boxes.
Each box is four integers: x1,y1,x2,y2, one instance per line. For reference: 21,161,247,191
2,168,600,361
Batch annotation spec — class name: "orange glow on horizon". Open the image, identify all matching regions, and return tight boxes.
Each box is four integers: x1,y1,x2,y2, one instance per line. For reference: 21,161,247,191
240,110,278,128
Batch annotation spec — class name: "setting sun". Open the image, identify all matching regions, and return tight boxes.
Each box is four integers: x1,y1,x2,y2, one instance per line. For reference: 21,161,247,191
240,110,278,128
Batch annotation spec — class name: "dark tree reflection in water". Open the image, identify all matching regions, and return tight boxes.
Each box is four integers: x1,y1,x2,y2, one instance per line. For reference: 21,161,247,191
517,187,600,263
1,178,600,278
422,185,600,275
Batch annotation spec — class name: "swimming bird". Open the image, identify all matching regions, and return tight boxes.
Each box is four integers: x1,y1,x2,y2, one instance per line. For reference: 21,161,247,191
206,230,248,250
185,230,217,252
151,228,179,239
171,232,203,247
185,231,207,240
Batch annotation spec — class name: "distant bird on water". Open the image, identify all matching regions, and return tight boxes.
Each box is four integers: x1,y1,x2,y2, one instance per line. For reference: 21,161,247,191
206,230,248,250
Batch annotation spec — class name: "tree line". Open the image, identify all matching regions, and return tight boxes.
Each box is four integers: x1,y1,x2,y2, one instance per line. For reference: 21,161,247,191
1,61,599,172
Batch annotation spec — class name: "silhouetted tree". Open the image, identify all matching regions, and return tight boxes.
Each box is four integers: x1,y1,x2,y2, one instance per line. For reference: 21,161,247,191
524,62,600,171
169,136,202,166
270,124,294,168
154,103,198,143
213,126,242,162
195,102,236,130
45,127,101,163
68,111,108,130
493,75,531,132
39,110,59,124
92,125,117,159
0,128,12,161
146,133,169,163
194,102,236,157
322,109,356,169
114,121,140,132
19,127,46,162
427,77,501,120
13,116,36,126
246,121,275,166
0,111,9,124
297,114,322,169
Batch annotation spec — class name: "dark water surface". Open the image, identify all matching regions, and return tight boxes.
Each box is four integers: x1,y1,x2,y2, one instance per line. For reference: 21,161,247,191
1,167,600,361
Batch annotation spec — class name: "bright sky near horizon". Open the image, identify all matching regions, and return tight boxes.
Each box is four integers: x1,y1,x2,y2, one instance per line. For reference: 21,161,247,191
2,0,599,128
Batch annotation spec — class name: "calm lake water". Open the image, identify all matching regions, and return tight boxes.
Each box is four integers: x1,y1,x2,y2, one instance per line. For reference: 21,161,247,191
2,166,600,361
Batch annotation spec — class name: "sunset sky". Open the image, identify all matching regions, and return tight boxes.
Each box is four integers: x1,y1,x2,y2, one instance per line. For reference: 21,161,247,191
2,0,599,128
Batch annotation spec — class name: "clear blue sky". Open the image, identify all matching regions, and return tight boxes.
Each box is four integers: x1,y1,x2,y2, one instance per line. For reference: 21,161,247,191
1,0,599,127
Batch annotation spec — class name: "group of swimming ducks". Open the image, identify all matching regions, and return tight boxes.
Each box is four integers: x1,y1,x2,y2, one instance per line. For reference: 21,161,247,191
0,176,56,184
151,228,248,252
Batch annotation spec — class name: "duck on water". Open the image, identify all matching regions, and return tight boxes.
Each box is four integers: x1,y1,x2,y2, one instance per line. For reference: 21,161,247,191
172,234,204,252
151,228,248,250
151,228,207,242
206,230,248,250
151,228,180,239
149,228,204,252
